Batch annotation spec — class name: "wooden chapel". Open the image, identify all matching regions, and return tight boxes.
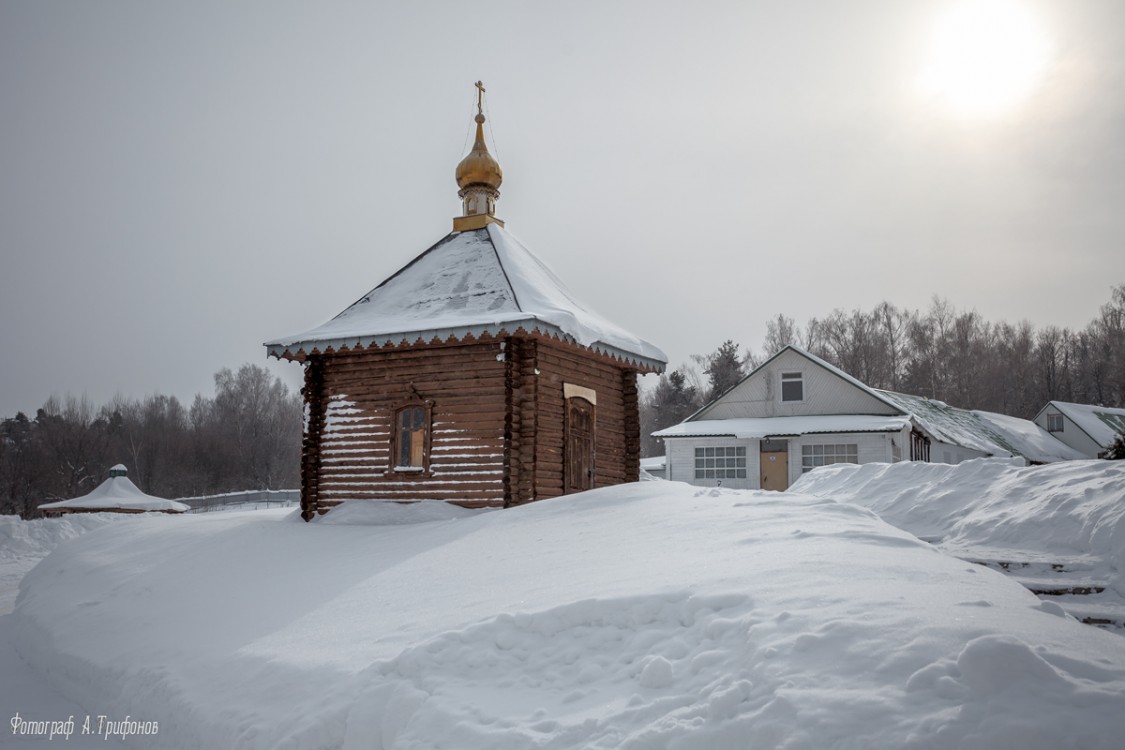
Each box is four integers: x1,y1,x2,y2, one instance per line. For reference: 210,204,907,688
265,84,667,520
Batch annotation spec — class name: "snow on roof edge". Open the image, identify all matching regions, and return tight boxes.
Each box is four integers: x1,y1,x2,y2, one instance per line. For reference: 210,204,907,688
655,415,911,439
265,320,667,372
263,226,667,371
1044,401,1125,448
972,410,1087,463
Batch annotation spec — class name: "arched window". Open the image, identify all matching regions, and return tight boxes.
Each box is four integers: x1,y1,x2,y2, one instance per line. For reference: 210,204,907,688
395,404,430,470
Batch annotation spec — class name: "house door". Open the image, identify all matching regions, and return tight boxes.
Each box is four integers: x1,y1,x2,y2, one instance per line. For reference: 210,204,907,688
565,397,595,493
759,439,789,491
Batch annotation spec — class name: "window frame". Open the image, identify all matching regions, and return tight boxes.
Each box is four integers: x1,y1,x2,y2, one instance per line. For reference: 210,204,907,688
694,445,748,480
781,371,805,403
391,400,433,474
800,443,858,473
1046,413,1064,433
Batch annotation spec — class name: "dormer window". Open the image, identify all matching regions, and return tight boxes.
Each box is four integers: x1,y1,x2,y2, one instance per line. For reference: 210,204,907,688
781,372,804,402
1047,413,1064,433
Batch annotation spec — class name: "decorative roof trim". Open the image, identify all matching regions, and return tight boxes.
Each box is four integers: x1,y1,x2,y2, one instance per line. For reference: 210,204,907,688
266,320,666,373
265,225,666,371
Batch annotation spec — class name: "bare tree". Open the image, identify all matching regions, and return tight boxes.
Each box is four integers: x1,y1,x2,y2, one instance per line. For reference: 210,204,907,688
762,314,802,357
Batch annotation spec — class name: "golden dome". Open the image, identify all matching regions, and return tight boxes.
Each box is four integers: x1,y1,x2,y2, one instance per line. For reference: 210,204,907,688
456,113,503,191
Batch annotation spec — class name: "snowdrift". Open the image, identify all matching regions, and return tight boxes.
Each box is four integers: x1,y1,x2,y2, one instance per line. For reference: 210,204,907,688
791,458,1125,583
9,478,1125,749
0,513,120,614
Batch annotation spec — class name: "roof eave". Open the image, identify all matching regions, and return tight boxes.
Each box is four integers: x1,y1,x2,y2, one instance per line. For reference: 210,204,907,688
266,320,666,373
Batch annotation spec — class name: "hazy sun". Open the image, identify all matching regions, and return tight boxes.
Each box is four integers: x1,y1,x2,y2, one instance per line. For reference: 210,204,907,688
919,0,1051,120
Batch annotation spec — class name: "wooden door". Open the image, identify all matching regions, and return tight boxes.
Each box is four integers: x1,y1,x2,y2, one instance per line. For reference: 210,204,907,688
565,397,595,493
759,439,789,491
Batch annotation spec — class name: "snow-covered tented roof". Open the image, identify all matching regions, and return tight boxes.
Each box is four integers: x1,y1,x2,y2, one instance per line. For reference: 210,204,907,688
973,410,1088,464
655,415,911,439
1043,401,1125,449
265,224,667,372
39,466,189,514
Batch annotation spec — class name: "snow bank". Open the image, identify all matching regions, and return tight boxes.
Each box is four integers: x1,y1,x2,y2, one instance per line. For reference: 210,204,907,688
312,499,485,525
790,458,1125,573
9,479,1125,749
0,514,120,614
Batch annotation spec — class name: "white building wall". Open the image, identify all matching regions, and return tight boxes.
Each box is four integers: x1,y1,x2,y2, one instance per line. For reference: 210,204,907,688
785,431,901,487
665,428,907,490
929,440,991,465
698,349,901,420
666,436,759,490
1033,407,1103,458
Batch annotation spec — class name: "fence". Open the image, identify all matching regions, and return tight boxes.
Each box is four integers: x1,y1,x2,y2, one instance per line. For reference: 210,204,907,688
179,489,300,514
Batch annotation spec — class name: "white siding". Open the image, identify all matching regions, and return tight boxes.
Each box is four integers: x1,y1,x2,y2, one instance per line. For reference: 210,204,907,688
664,427,906,490
1033,407,1103,458
697,349,900,420
925,440,990,465
787,431,899,487
666,436,758,490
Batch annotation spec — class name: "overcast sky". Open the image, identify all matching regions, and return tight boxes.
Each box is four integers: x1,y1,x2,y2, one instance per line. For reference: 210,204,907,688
2,0,1123,417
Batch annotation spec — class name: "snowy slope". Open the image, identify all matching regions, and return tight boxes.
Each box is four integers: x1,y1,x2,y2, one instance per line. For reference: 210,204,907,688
7,479,1125,749
0,514,119,614
791,458,1125,629
790,458,1125,570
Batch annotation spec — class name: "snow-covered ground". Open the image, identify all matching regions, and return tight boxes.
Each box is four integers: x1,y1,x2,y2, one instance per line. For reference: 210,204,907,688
185,499,299,514
3,462,1125,749
792,458,1125,627
0,513,121,615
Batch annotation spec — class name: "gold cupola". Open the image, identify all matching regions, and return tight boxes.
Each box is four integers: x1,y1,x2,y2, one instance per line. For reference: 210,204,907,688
454,81,505,232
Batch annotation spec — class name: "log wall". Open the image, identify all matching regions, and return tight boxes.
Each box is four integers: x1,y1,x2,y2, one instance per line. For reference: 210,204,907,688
297,334,645,516
525,339,637,502
306,341,508,511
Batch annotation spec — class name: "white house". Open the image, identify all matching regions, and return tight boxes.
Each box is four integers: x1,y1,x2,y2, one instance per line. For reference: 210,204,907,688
1034,401,1125,458
653,346,1084,491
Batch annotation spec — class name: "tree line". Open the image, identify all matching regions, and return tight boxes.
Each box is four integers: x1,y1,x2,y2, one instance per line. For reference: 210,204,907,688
0,364,302,517
641,285,1125,457
4,287,1121,515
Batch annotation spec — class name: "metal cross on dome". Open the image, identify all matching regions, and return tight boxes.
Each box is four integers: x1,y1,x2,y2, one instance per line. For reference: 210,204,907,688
475,80,486,115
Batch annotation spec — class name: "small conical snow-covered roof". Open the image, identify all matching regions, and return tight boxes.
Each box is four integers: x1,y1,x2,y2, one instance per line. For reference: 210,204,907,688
39,465,189,513
264,223,666,371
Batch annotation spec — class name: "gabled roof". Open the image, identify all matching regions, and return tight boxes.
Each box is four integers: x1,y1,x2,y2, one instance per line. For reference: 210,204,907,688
1036,401,1125,449
39,467,189,513
687,345,905,422
974,410,1088,463
264,224,666,372
662,345,1079,464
